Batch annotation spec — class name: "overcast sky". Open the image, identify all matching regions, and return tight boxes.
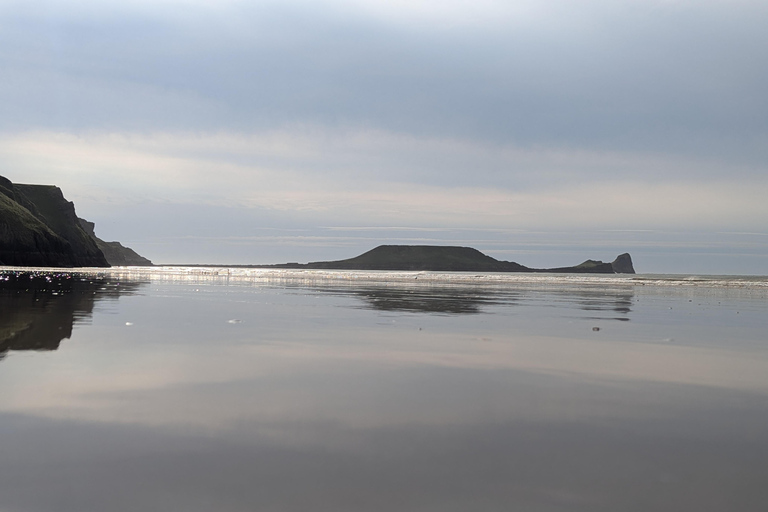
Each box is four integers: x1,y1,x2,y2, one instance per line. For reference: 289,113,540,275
1,0,766,273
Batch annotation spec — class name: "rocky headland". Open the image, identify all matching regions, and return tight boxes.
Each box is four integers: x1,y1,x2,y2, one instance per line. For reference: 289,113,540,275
78,219,153,267
0,175,152,267
270,245,635,274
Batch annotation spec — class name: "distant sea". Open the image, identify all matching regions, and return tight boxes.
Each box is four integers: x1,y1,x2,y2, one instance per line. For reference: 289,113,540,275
2,266,768,512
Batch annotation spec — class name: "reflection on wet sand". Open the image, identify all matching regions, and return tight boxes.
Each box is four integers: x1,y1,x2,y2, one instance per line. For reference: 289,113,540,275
0,271,146,359
339,286,512,314
307,283,634,320
559,289,634,321
0,271,767,512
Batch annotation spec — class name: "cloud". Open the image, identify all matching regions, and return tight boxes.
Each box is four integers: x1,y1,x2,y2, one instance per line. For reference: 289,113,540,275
1,0,766,271
2,129,766,233
1,0,766,163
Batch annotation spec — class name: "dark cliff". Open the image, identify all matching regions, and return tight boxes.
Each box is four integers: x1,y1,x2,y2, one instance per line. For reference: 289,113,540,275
78,218,153,266
13,183,108,267
610,253,634,274
545,253,635,274
0,175,151,267
0,176,107,267
276,245,635,274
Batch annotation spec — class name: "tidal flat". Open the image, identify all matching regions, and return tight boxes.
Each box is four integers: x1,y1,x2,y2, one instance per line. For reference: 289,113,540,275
1,268,768,511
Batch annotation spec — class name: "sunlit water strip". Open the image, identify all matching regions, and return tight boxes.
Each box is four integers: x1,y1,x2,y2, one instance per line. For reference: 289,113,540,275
4,265,768,292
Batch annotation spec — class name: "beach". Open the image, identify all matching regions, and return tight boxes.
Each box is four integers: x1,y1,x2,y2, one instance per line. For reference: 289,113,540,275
1,267,767,511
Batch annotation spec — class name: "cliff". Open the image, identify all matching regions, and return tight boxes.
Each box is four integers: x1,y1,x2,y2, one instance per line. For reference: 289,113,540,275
610,253,635,274
277,245,635,274
0,176,108,267
13,183,109,267
0,175,151,267
546,253,635,274
78,218,153,266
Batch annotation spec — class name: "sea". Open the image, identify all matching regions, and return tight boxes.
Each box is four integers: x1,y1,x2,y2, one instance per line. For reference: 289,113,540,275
1,266,768,512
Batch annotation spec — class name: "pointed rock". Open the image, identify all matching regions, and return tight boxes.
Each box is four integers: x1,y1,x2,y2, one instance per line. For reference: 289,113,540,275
611,253,635,274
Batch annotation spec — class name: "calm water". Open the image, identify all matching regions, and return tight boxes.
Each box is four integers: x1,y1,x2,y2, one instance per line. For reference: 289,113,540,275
1,267,768,511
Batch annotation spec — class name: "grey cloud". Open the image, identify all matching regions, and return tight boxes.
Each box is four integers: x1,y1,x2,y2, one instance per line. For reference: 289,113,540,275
2,0,767,273
1,1,766,165
86,200,768,273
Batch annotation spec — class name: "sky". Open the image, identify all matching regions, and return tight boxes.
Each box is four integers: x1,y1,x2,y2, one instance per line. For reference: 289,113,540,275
1,0,766,273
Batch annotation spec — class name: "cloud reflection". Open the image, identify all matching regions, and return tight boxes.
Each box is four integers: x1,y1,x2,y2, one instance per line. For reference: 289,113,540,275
300,282,634,320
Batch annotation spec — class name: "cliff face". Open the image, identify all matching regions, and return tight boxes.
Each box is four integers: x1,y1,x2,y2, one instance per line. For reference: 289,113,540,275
13,184,109,267
545,254,635,274
611,253,635,274
0,175,156,267
78,218,153,266
1,176,109,267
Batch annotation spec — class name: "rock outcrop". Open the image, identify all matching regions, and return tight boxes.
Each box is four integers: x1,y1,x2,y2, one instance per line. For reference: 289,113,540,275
13,183,109,267
273,245,636,274
611,253,635,274
546,253,635,274
1,176,108,267
78,219,153,266
0,175,151,267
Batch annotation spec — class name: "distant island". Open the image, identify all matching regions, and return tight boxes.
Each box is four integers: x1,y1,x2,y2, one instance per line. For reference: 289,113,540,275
0,175,152,267
265,245,635,274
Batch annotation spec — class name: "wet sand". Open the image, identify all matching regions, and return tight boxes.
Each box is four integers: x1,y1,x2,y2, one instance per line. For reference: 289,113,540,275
1,269,767,511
